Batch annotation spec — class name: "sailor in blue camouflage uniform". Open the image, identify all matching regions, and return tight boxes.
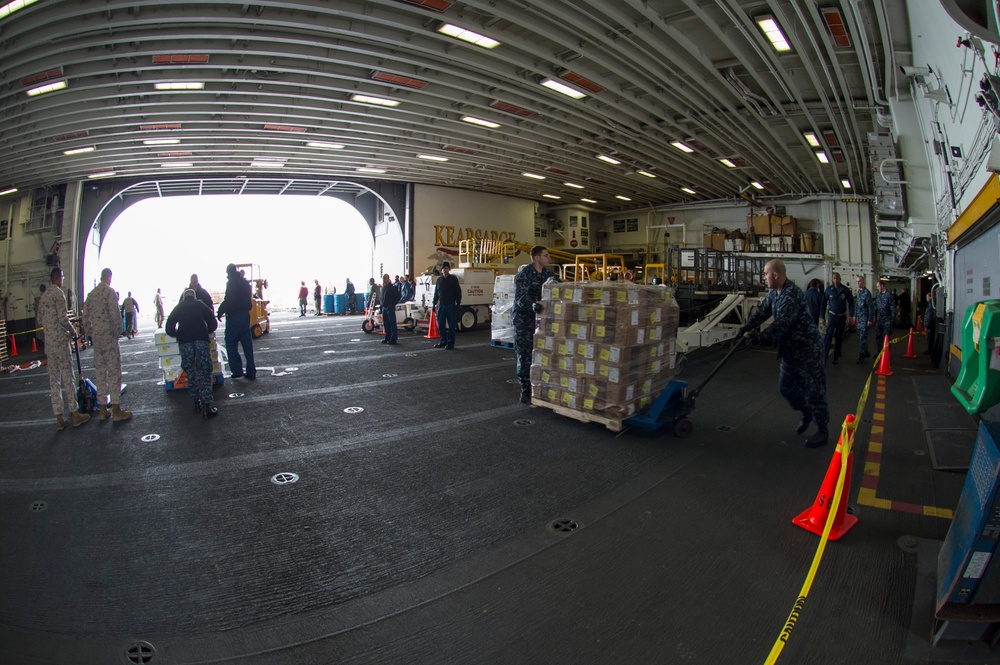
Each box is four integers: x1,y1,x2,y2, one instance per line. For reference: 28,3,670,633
738,259,830,448
852,275,874,364
873,280,896,351
820,272,853,364
513,245,559,404
166,288,220,418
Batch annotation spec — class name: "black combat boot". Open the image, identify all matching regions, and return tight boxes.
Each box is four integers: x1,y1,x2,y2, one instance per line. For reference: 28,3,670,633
794,411,813,435
805,428,828,448
519,384,532,405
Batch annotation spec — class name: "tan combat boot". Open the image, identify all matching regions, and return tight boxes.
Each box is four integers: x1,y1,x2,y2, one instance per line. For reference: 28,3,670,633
99,405,110,421
112,404,133,422
56,415,67,431
72,411,91,427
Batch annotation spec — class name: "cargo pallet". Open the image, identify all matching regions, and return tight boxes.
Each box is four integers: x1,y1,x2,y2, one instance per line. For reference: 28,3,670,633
165,373,225,391
530,397,625,432
490,339,514,349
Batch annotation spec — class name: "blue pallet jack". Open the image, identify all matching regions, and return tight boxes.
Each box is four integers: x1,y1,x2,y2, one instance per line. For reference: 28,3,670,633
623,335,751,437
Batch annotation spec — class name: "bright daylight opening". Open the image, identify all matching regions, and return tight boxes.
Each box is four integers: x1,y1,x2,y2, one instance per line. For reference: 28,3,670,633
84,196,398,319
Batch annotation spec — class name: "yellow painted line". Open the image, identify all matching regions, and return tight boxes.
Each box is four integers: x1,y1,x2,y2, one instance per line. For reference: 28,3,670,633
868,440,882,454
870,425,884,436
857,487,893,510
924,505,954,519
864,461,881,476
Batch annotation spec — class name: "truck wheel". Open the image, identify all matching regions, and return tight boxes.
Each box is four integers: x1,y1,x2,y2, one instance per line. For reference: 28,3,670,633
403,317,415,332
362,319,375,333
251,324,263,338
458,307,477,332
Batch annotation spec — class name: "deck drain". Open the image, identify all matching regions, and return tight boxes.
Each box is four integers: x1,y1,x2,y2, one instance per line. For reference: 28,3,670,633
30,501,47,512
717,425,733,432
344,406,364,414
382,373,398,378
123,641,156,664
228,393,244,399
914,449,926,456
548,518,581,534
140,434,160,443
271,472,299,485
514,419,534,427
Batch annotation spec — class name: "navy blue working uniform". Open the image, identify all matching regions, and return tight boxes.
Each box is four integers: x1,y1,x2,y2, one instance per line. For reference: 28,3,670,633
874,289,896,347
821,281,854,363
380,280,400,344
854,285,873,362
216,264,256,380
166,293,218,412
432,267,462,349
512,262,558,396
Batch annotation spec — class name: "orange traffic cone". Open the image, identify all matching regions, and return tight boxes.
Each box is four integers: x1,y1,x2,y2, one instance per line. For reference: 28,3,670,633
9,334,17,357
424,311,440,339
915,315,924,333
903,327,917,358
31,337,38,353
874,335,892,376
793,414,858,541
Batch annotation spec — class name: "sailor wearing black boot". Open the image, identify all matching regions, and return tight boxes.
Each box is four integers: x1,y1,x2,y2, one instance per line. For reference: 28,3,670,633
737,259,830,448
512,246,559,404
166,288,219,420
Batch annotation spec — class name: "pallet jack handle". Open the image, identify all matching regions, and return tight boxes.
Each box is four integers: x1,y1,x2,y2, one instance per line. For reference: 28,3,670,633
687,335,751,403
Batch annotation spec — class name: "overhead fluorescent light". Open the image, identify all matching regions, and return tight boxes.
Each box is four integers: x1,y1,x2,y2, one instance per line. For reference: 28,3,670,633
563,182,584,189
750,181,764,190
351,94,400,107
815,151,830,164
154,82,205,90
804,131,821,147
670,141,694,153
358,167,387,173
461,116,500,129
719,158,737,168
86,171,116,179
0,187,18,196
63,146,95,156
143,139,180,145
615,195,632,201
161,162,193,168
437,23,500,49
521,172,546,180
26,80,67,97
542,194,561,200
580,198,597,204
306,142,344,149
250,157,287,168
841,178,852,188
596,154,621,165
636,170,657,178
0,0,39,20
540,78,586,99
757,16,792,52
681,187,697,195
418,154,449,162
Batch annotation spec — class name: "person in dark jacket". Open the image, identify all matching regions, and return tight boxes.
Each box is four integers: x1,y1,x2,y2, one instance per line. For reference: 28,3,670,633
380,273,401,345
345,278,356,314
432,261,462,349
513,246,559,403
738,259,829,448
185,274,215,314
216,263,256,380
820,272,853,364
804,279,823,325
167,288,219,418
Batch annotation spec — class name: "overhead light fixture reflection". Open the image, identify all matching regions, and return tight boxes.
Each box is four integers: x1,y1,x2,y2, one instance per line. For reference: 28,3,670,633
161,162,193,168
0,0,39,21
750,181,764,190
563,182,584,189
719,158,737,168
615,195,632,201
841,178,852,188
26,80,67,97
418,154,449,161
154,82,205,90
542,194,561,200
86,171,116,179
461,116,500,128
143,139,180,145
757,16,792,52
596,154,621,164
540,78,586,99
437,23,500,49
0,187,18,196
521,172,546,180
306,142,344,149
581,198,597,204
804,132,821,147
63,146,95,156
681,187,697,195
358,167,387,173
636,170,657,178
351,94,400,107
670,141,694,153
815,151,830,164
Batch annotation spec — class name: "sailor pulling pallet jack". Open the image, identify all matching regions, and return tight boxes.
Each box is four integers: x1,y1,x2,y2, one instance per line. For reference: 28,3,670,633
736,258,830,448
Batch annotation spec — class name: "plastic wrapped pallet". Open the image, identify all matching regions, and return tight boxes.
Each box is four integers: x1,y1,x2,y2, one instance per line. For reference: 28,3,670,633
491,274,516,344
158,330,226,390
532,282,679,421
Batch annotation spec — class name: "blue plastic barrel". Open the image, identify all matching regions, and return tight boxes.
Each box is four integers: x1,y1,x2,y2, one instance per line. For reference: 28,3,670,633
323,294,335,314
333,294,347,313
355,294,366,312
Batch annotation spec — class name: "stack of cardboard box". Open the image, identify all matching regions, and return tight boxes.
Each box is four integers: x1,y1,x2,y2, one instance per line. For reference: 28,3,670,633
530,282,680,420
154,331,225,390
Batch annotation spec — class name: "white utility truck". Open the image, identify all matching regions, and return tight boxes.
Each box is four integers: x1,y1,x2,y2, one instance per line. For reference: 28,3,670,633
407,267,496,331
